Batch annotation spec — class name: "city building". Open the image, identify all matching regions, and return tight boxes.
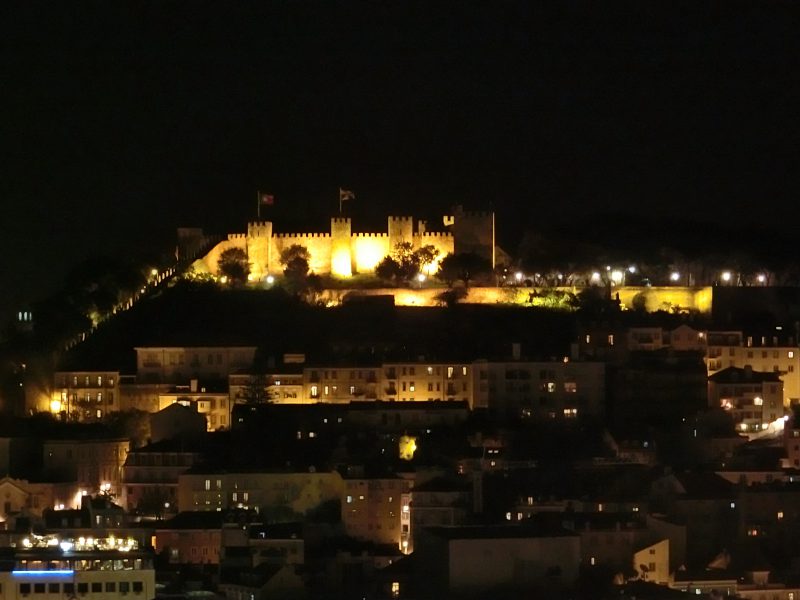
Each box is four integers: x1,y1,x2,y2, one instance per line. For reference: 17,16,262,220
177,470,345,516
50,370,120,422
42,439,130,504
133,346,257,384
341,475,411,549
708,367,784,433
122,439,202,516
0,534,155,600
473,358,605,419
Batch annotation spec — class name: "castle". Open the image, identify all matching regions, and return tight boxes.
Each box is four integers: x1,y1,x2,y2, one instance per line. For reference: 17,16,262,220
192,206,496,279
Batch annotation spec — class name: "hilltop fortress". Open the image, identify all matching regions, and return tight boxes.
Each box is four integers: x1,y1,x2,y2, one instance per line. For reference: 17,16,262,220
192,206,496,279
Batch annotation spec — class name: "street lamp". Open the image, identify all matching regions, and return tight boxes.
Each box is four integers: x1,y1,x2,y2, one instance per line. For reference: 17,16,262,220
670,272,680,282
721,271,732,283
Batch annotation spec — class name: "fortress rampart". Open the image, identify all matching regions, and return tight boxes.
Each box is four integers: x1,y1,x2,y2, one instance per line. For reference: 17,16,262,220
192,212,479,278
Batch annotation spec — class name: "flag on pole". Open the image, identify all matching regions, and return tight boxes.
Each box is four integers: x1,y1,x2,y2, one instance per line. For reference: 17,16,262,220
339,188,355,202
260,193,274,205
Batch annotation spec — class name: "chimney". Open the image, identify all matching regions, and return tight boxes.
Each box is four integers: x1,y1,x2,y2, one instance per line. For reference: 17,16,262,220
190,379,198,393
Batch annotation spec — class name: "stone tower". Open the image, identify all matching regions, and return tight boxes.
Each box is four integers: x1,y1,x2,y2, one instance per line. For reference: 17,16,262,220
330,217,353,276
247,221,273,278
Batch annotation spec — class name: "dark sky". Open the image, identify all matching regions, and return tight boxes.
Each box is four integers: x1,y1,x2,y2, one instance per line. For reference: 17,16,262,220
2,1,799,320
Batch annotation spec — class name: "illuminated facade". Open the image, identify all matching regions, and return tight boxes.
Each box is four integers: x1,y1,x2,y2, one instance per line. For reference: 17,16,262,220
705,332,800,407
49,371,120,422
194,207,497,279
341,476,412,548
177,471,345,515
708,367,784,432
133,346,257,384
0,536,154,600
42,439,129,504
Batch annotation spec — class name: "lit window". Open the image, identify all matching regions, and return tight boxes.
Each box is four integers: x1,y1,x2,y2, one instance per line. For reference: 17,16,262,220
598,503,603,512
462,366,467,376
324,386,329,395
506,512,512,521
585,335,591,344
608,334,614,346
754,397,763,406
778,511,784,520
409,383,415,392
564,382,577,393
97,376,102,386
427,366,433,375
311,385,318,397
243,492,248,501
547,382,556,393
204,480,211,491
350,385,356,394
232,492,238,502
790,351,795,359
447,367,454,378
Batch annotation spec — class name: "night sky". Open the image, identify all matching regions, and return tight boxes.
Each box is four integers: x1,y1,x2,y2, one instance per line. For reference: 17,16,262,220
2,1,799,320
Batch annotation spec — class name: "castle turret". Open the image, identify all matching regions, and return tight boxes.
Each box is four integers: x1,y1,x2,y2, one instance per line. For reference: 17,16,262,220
247,221,273,279
330,217,353,276
388,216,414,251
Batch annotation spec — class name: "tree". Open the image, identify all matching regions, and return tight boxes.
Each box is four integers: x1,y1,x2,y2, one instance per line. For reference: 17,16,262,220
240,374,269,404
280,245,310,278
374,256,402,285
436,253,492,287
391,242,421,282
217,248,250,285
415,244,440,274
279,244,312,294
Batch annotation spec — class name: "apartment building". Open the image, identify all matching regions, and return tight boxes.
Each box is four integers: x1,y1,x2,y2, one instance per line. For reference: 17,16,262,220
51,370,120,422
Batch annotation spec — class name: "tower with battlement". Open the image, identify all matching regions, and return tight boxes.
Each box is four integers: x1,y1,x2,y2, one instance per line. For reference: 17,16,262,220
451,206,495,268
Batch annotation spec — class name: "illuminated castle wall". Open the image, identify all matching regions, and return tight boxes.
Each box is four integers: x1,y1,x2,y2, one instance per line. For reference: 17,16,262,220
194,209,493,279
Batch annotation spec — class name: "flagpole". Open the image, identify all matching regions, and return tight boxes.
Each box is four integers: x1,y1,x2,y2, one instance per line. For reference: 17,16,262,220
257,191,261,220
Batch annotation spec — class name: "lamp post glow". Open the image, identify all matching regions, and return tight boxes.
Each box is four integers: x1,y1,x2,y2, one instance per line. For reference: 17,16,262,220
670,272,680,282
591,272,601,283
610,270,623,284
515,272,523,283
266,275,275,285
757,274,766,284
721,271,732,283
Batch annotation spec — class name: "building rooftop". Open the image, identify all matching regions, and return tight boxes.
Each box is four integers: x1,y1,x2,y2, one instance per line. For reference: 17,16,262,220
709,366,782,384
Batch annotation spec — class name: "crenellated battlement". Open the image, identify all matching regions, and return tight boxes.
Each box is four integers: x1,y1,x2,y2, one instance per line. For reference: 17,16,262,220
354,232,389,238
273,232,331,239
200,207,485,277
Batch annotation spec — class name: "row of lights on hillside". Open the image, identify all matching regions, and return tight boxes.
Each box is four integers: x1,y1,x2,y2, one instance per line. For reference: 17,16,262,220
511,267,769,285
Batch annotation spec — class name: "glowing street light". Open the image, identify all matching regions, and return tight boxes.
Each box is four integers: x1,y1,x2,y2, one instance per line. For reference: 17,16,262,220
591,272,601,282
416,273,426,283
721,271,732,283
265,275,275,285
757,274,766,284
670,272,680,282
610,270,623,284
515,272,523,282
627,265,636,274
